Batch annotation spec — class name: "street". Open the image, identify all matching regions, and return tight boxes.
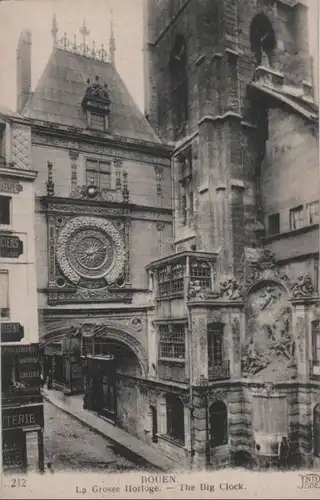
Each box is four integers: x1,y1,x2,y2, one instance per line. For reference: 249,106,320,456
43,401,155,473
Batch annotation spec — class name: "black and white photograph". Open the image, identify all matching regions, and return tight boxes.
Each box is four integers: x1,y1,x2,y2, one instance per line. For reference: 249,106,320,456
0,0,319,498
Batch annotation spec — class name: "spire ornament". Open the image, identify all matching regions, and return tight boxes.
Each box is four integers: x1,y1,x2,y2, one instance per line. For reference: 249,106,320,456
51,13,58,47
79,19,90,55
109,10,116,66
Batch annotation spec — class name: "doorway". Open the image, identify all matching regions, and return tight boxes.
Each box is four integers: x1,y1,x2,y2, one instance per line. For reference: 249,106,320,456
150,405,158,443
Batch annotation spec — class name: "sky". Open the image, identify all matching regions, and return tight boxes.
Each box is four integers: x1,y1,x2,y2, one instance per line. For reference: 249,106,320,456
0,0,318,114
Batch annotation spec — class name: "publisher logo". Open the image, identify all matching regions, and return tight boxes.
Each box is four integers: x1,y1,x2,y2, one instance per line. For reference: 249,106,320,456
298,473,320,489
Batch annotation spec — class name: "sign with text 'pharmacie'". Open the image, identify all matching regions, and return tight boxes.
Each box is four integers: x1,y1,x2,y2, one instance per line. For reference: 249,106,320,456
0,234,23,258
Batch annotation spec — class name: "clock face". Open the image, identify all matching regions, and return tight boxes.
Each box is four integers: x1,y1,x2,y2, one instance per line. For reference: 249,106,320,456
56,216,126,287
68,229,115,278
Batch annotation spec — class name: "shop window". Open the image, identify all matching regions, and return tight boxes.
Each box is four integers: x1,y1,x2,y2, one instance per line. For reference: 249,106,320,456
158,261,185,297
0,270,10,319
207,323,223,369
86,159,111,190
166,393,184,444
177,148,193,227
190,259,212,289
307,201,319,225
290,205,304,230
314,404,320,457
1,354,18,392
170,35,188,140
268,213,280,236
159,323,185,360
0,196,11,225
209,401,228,447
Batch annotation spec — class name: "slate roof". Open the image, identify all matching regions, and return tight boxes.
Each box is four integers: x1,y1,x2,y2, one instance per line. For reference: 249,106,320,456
23,48,161,143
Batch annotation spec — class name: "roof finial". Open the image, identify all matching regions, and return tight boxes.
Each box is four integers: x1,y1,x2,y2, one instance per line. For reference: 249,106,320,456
109,10,116,65
51,13,58,47
79,19,90,55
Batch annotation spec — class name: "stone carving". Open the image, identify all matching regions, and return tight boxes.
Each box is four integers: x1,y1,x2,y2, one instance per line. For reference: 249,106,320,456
295,317,305,363
51,288,133,304
232,317,241,363
251,382,278,397
0,178,23,194
154,166,163,197
220,277,242,299
188,280,215,300
56,216,126,286
290,274,314,298
242,282,296,379
46,161,55,196
83,77,111,105
47,203,127,218
70,184,114,201
11,125,31,170
122,171,130,203
132,317,142,332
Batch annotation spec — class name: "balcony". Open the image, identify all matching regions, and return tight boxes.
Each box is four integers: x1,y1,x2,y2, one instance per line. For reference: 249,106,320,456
208,360,230,381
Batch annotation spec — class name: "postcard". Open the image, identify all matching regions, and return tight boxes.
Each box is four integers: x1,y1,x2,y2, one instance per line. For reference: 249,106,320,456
0,0,319,498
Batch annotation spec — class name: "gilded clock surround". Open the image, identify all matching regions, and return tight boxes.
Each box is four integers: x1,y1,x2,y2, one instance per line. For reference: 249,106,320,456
46,203,132,305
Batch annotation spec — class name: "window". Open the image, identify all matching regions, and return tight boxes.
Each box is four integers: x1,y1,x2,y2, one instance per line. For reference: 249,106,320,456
90,112,105,131
268,213,280,236
166,394,184,444
0,270,10,319
0,196,11,225
159,323,185,359
86,159,111,190
209,401,228,447
307,201,319,225
314,404,320,457
177,148,193,227
312,321,320,367
170,35,188,140
190,260,212,289
290,205,304,230
250,13,276,67
158,261,185,297
0,128,5,164
207,323,223,368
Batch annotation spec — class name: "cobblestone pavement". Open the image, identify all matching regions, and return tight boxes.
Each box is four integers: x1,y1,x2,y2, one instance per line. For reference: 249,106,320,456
43,401,155,473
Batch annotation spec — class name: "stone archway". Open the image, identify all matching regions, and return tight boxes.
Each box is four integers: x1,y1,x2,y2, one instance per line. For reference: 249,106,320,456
40,319,148,378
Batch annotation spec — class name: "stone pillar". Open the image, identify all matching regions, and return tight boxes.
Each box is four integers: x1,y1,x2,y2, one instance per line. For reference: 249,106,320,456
147,313,157,379
292,303,309,380
158,396,167,435
184,405,192,452
192,394,207,469
230,309,242,378
190,306,208,384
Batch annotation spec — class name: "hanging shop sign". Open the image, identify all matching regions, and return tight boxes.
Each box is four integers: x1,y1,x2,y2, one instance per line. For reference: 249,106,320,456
0,322,24,342
0,234,23,258
2,404,44,430
1,344,41,404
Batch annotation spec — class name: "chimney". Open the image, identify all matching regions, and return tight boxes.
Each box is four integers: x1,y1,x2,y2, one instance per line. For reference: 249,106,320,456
16,30,32,113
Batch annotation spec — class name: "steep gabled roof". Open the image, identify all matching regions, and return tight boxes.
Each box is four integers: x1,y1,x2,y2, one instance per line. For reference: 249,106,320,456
23,48,161,143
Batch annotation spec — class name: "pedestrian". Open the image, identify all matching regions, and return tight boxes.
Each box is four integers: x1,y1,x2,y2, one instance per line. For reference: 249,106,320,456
278,436,290,470
47,369,53,390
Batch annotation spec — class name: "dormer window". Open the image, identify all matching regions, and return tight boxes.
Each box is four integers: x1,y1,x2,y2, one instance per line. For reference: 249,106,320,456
81,76,111,131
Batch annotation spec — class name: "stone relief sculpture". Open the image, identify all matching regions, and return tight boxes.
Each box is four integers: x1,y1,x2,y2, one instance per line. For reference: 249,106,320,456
242,282,296,379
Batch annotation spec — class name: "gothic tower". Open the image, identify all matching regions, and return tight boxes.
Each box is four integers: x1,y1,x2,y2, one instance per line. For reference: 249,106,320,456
143,0,314,281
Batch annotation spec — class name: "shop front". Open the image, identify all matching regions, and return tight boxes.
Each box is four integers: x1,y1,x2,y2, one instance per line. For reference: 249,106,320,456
1,344,44,473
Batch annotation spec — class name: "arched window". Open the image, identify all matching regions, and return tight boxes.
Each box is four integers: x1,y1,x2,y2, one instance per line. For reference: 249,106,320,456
314,404,320,457
170,35,188,140
166,393,185,444
250,13,276,67
209,400,228,447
